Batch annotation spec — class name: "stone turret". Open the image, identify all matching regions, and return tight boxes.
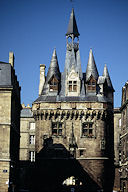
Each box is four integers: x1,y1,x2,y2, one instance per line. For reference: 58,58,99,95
32,9,114,192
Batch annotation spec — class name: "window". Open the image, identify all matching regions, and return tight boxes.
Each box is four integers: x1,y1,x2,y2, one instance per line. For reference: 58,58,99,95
119,119,121,127
82,123,93,137
87,76,96,92
69,81,77,92
49,76,58,91
29,151,35,162
30,122,35,130
29,135,35,145
100,138,105,150
52,122,63,136
80,150,84,156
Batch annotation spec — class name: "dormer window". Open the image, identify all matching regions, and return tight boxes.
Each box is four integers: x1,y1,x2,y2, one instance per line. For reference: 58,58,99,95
87,76,96,92
49,76,58,92
69,81,77,92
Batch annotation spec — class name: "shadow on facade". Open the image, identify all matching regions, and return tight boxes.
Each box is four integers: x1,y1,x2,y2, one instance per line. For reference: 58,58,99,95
19,137,115,192
34,137,101,192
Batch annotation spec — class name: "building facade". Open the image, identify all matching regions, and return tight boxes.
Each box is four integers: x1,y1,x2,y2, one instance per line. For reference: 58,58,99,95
0,52,21,192
20,104,35,162
32,9,114,192
119,82,128,192
19,104,35,191
113,108,121,192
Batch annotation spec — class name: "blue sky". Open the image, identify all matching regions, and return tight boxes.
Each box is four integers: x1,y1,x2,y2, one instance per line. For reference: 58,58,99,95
0,0,128,107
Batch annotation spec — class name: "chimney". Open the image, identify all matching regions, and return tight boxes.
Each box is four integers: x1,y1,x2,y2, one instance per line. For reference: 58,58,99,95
39,64,45,96
9,52,14,67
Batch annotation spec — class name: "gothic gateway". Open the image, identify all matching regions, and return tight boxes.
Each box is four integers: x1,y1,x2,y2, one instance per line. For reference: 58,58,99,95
32,9,114,192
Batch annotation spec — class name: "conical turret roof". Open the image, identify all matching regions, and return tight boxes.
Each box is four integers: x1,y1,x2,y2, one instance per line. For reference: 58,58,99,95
103,64,114,90
41,49,61,95
66,8,80,37
46,48,60,83
86,49,99,81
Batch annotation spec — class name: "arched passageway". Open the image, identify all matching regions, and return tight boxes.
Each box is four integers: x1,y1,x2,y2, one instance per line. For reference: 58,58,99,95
31,138,101,192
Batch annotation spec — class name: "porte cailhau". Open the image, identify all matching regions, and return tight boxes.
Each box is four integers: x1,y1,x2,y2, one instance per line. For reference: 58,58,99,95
32,8,114,192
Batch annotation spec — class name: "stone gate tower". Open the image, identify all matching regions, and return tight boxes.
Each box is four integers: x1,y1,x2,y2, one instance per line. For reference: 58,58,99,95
32,9,114,192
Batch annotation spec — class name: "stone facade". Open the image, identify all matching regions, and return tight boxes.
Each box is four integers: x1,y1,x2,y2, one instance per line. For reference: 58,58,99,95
32,9,114,192
119,82,128,192
32,102,114,191
0,52,21,192
19,105,35,191
20,104,35,161
113,108,121,191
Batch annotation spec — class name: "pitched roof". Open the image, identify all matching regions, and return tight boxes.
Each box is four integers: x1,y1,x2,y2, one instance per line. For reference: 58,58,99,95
66,8,80,37
103,64,114,91
86,49,99,82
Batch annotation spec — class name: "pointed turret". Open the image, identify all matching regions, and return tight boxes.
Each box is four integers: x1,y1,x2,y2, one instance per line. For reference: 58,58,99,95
46,48,60,83
103,64,114,91
41,49,61,95
66,8,80,37
86,49,99,82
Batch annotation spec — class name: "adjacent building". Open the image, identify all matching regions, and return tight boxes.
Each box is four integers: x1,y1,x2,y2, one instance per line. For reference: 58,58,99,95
0,52,21,192
19,104,35,191
113,108,121,192
20,104,35,162
119,82,128,192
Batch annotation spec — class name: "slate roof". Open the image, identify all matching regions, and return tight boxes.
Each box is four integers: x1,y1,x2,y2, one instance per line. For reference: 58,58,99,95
103,64,114,91
86,49,99,82
0,62,12,87
34,94,109,103
64,48,81,74
42,49,61,95
66,8,80,37
20,108,33,117
46,49,60,82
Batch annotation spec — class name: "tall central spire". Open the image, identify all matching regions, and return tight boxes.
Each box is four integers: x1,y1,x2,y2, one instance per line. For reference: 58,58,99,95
66,8,80,37
64,8,82,76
